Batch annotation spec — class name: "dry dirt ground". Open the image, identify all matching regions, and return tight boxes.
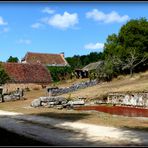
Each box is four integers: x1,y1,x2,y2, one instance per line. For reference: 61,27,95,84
0,110,148,146
0,71,148,146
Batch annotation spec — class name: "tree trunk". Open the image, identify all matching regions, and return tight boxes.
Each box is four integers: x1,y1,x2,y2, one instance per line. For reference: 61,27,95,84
1,95,4,102
130,68,133,77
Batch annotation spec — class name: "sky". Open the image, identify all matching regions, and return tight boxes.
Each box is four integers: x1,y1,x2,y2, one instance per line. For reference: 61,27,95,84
0,1,148,62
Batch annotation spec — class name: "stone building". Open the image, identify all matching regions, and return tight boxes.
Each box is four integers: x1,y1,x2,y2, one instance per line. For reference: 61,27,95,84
75,61,103,78
2,62,52,93
21,51,69,67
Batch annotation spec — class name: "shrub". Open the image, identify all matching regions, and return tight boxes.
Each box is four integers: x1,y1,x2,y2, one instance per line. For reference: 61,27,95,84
47,66,73,82
0,62,10,85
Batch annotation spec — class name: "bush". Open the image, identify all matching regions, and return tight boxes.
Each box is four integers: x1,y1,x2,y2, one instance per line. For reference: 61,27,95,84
24,87,30,92
47,66,73,82
0,63,10,85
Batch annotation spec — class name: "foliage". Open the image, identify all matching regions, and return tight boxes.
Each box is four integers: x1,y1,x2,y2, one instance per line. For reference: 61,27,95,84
0,63,10,85
47,66,73,82
88,70,97,81
101,17,148,79
121,47,148,76
96,60,115,81
66,52,104,70
66,55,82,70
7,56,19,63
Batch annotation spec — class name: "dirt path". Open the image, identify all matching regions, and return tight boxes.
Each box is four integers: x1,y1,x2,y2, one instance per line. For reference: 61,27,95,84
0,110,147,146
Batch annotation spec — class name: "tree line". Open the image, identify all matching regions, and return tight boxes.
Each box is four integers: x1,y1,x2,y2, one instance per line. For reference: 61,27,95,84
65,52,104,70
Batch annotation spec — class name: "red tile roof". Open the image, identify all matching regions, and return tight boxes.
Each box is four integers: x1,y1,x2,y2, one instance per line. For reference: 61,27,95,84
22,52,69,66
2,62,52,84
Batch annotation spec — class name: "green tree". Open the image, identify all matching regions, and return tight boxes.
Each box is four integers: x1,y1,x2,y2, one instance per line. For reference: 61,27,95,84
118,17,148,72
66,55,82,70
7,56,19,63
103,18,148,77
66,52,103,70
96,59,117,82
47,66,73,82
122,48,148,77
0,63,10,102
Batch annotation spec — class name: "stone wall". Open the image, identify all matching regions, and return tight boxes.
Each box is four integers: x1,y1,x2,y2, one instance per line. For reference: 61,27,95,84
3,83,43,94
48,79,98,96
107,92,148,107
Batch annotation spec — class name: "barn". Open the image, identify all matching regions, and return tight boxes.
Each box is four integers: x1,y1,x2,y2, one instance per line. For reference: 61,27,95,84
21,52,69,66
2,62,52,93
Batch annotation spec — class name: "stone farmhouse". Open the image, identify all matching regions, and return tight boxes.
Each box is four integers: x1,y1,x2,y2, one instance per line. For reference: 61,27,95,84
75,61,103,78
1,51,70,93
21,52,69,66
2,62,52,93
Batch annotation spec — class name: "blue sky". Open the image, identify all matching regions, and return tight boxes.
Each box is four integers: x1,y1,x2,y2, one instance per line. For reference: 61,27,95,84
0,2,148,62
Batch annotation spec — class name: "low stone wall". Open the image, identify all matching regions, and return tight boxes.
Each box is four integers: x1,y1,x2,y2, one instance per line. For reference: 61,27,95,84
48,79,98,96
3,83,43,94
107,92,148,108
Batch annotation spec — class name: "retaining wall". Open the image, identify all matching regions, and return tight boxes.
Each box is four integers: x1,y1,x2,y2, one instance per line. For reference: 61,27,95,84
107,92,148,107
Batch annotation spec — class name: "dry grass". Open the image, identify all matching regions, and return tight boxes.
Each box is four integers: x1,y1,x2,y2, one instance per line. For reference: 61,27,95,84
61,71,148,99
0,71,148,129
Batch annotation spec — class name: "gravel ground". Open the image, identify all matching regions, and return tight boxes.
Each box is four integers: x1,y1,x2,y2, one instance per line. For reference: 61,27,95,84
0,110,147,146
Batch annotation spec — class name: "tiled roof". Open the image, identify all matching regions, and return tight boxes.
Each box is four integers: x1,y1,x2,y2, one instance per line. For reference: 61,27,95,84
82,61,104,71
2,62,52,84
22,52,69,66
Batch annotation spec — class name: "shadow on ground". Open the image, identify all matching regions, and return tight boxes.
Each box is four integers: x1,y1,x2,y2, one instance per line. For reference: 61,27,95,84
31,111,91,122
0,127,49,146
0,111,148,146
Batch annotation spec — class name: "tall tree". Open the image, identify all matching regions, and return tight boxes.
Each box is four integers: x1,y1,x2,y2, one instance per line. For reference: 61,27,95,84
7,56,19,63
103,18,148,77
122,48,148,77
0,63,10,102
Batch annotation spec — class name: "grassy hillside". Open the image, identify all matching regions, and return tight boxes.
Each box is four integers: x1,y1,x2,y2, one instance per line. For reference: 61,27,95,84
61,71,148,100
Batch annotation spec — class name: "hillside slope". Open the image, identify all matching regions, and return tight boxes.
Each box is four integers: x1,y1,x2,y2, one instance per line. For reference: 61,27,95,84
61,71,148,100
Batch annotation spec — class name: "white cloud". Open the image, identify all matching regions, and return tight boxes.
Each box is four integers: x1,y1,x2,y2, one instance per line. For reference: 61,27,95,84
31,23,42,29
42,7,55,14
84,42,104,50
86,9,129,23
0,16,8,25
31,11,78,30
17,39,31,45
47,12,79,30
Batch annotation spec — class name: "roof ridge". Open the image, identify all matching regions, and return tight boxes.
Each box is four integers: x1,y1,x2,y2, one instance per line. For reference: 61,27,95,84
3,62,44,66
27,51,61,55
